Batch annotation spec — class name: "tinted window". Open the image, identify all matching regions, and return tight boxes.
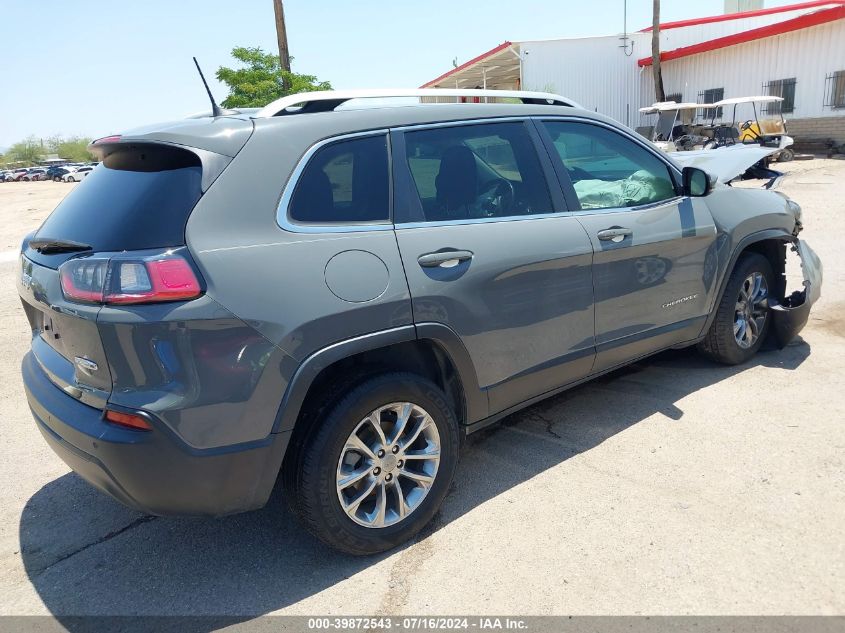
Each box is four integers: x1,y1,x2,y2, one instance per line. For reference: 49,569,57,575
289,135,389,224
401,122,552,222
543,121,677,210
30,144,202,267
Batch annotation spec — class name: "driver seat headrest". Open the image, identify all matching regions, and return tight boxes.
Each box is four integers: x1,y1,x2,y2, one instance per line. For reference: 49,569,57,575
435,145,477,212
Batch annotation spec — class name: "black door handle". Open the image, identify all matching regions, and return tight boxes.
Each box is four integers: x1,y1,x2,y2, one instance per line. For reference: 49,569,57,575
597,227,633,242
418,250,474,268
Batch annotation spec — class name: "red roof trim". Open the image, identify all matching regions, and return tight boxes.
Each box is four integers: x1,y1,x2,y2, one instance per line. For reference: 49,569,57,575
640,0,844,31
638,5,845,67
420,41,513,88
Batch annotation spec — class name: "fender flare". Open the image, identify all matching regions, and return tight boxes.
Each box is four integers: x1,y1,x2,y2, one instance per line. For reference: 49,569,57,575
416,321,488,424
273,323,487,433
699,228,795,337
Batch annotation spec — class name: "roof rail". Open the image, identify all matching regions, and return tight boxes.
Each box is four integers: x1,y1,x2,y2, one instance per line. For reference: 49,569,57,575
253,89,582,118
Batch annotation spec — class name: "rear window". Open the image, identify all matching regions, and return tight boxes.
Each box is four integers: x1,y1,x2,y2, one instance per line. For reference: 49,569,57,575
30,144,202,265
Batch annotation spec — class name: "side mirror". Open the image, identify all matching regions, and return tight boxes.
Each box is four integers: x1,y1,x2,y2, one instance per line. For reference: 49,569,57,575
682,166,715,197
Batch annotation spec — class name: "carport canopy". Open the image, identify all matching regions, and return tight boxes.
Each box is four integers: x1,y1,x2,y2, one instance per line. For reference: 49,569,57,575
421,41,521,90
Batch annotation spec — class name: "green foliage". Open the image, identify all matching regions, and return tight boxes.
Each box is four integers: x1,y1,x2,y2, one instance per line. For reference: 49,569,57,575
1,134,94,167
4,136,43,166
55,137,96,162
216,46,331,108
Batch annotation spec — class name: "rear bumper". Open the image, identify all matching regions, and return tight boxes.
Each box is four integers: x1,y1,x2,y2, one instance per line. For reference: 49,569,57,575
23,352,290,516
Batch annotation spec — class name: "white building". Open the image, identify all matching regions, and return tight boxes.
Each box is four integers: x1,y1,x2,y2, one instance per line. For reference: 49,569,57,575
421,1,845,144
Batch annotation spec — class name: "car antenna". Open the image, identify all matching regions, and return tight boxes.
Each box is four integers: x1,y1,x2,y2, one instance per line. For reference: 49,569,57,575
192,56,234,117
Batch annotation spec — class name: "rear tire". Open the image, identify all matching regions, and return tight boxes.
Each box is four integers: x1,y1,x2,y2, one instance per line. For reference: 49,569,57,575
698,252,773,365
284,373,460,555
778,148,795,162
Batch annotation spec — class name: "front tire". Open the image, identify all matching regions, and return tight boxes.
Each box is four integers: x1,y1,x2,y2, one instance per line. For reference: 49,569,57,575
284,373,460,555
698,252,773,365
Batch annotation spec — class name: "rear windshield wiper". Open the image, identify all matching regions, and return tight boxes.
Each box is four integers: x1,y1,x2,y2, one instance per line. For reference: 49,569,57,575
28,237,93,254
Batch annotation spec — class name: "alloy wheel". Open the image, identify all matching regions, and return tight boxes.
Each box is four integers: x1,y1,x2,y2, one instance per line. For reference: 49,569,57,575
734,272,768,349
336,402,441,528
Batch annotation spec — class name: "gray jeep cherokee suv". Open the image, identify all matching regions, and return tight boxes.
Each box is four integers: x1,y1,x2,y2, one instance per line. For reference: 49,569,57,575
18,90,822,554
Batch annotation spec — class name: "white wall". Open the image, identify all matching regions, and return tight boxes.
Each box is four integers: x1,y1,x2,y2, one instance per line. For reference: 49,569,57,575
518,12,845,130
521,33,649,129
657,3,843,50
639,19,845,126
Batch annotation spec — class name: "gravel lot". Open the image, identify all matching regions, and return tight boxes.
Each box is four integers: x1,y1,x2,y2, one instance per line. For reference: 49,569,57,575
0,162,843,617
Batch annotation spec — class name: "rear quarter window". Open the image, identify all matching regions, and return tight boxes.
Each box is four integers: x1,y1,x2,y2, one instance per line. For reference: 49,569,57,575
287,134,390,225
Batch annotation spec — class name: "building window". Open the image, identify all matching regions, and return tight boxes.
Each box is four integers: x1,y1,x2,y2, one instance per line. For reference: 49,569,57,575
825,71,845,109
763,78,796,114
698,88,724,119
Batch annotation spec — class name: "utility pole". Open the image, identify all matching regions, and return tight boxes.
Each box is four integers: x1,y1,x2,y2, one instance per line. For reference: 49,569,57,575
273,0,291,73
651,0,665,102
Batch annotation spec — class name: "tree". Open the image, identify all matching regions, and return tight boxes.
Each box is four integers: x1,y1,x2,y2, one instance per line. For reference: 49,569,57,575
1,134,94,167
216,46,331,108
651,0,665,102
42,134,94,161
273,0,291,74
5,136,43,165
44,134,64,153
57,137,95,162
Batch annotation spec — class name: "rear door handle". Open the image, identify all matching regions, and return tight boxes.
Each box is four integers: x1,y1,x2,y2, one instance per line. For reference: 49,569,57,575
418,250,474,268
597,227,633,243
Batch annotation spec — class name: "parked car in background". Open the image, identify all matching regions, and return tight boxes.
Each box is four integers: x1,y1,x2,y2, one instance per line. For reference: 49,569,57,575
10,168,30,181
45,166,70,182
21,168,47,182
62,166,93,182
0,170,15,182
17,89,822,555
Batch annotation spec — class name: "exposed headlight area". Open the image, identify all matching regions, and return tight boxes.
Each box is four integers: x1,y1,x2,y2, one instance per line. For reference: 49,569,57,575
774,191,803,234
787,199,803,233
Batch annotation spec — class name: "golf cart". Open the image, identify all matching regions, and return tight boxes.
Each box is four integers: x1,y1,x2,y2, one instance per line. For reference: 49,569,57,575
638,101,714,152
709,96,795,162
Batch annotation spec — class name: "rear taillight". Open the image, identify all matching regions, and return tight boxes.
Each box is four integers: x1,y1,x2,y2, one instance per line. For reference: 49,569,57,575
60,257,109,303
59,250,202,305
106,257,201,304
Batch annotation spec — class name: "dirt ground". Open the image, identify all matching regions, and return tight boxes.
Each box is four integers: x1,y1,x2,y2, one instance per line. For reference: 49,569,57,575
0,162,842,617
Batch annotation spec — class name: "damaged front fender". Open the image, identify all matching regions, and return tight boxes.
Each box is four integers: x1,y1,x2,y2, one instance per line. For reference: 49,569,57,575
770,239,823,348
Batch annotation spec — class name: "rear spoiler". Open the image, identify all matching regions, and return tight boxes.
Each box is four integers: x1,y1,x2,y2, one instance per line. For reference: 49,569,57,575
88,136,233,193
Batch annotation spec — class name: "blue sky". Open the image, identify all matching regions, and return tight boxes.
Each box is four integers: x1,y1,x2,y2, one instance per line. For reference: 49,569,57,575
0,0,799,148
